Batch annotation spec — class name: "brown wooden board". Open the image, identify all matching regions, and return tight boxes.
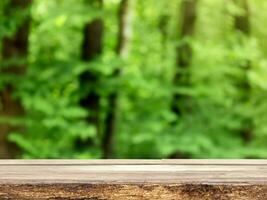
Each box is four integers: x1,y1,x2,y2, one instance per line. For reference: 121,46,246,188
0,160,266,199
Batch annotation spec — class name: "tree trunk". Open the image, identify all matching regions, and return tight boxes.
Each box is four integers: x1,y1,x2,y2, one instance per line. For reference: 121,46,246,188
0,0,31,158
234,0,250,36
159,13,169,61
102,0,132,158
79,0,104,146
233,0,252,143
171,0,198,116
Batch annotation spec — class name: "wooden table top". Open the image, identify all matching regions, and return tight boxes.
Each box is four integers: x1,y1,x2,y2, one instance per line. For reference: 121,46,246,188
0,160,267,199
0,159,266,185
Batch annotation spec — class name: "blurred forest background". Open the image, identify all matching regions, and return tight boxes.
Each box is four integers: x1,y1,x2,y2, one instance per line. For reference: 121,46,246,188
1,0,267,159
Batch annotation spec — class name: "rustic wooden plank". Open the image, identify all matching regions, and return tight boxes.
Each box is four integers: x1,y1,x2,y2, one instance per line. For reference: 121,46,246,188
1,159,267,165
0,160,266,199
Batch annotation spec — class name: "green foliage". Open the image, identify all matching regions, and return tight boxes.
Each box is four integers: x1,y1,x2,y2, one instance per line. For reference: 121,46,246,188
1,0,267,158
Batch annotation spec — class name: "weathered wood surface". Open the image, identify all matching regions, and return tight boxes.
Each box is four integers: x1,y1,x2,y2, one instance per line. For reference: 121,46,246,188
0,160,266,199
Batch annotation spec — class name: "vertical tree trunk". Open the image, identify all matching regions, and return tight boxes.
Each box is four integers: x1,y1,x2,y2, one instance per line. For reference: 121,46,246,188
0,0,31,158
234,0,250,36
79,0,104,144
102,0,132,158
233,0,252,143
159,14,169,59
171,0,198,116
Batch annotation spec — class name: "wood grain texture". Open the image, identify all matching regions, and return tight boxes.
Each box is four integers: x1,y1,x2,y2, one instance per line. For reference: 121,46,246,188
0,160,266,199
